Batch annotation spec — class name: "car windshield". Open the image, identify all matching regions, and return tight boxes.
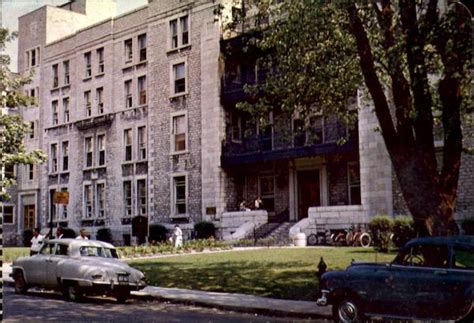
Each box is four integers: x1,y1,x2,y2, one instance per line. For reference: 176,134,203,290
79,246,118,258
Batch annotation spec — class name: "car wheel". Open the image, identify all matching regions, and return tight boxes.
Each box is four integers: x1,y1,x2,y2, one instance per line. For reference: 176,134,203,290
333,298,365,323
116,290,130,304
307,234,318,246
65,283,83,302
14,272,28,294
359,233,371,248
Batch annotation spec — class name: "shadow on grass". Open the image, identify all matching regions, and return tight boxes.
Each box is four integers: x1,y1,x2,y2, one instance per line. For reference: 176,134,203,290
134,260,319,301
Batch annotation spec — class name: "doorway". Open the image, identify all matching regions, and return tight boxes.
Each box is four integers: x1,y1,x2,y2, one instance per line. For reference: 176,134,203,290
24,205,35,230
297,170,320,220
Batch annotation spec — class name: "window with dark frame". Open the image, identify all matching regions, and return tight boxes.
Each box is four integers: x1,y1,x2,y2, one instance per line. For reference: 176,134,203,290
97,134,106,166
97,47,104,74
51,143,58,173
52,64,59,88
123,180,132,217
138,34,147,61
348,162,361,205
173,62,186,94
28,164,34,180
52,100,58,125
125,80,132,108
231,112,242,142
3,205,14,224
172,115,186,152
170,15,189,49
124,39,133,62
138,76,147,105
137,179,147,216
124,129,133,161
174,176,186,215
62,141,69,171
84,52,92,78
259,176,275,212
29,121,35,139
96,87,104,114
61,187,68,219
138,126,147,160
63,98,70,123
63,60,70,85
85,137,93,168
85,91,91,117
97,183,105,218
84,184,93,218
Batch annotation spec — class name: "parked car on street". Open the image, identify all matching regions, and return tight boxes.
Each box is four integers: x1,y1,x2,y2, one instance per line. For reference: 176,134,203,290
11,239,146,303
317,235,474,322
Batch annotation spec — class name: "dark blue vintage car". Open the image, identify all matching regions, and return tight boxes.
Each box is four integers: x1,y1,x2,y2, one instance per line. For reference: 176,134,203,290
317,236,474,322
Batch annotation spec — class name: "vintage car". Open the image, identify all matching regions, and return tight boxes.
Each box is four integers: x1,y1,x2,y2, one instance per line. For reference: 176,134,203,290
11,239,146,303
317,236,474,322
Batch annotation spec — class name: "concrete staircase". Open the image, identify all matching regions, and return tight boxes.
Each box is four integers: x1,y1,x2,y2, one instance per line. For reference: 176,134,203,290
245,222,295,245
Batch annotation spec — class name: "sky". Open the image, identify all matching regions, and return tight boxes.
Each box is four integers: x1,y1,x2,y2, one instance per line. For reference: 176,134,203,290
1,0,148,72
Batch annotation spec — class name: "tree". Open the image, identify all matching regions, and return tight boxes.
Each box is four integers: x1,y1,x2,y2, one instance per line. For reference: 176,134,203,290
0,28,46,202
225,0,472,236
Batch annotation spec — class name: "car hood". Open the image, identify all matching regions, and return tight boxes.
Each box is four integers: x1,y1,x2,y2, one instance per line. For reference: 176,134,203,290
78,257,141,273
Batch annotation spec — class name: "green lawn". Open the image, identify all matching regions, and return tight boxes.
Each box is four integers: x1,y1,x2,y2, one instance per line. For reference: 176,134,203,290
3,247,29,263
129,247,396,301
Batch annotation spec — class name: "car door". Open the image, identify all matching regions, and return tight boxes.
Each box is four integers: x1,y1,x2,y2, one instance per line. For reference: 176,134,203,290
25,242,55,285
45,243,69,287
388,244,451,319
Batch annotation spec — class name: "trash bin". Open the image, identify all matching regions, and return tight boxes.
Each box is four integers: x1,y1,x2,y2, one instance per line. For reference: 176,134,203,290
293,232,307,247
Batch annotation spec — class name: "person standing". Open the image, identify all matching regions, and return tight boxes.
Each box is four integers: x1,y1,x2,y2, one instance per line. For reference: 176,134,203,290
254,196,263,209
56,227,64,239
173,225,183,248
30,228,44,256
76,228,89,240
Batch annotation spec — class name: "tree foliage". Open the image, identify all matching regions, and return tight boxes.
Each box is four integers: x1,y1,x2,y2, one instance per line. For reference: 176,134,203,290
0,28,46,202
223,0,472,235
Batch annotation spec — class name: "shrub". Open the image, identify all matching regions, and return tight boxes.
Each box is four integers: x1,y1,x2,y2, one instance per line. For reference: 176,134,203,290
62,227,77,238
194,221,216,240
23,229,33,247
148,224,168,243
392,216,416,248
368,215,394,252
96,228,112,243
461,217,474,235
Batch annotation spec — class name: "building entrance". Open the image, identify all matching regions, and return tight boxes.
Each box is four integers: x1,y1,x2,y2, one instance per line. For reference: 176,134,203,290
24,205,35,229
297,170,320,220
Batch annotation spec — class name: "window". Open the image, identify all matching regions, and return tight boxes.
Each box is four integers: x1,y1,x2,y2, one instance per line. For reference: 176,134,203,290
348,162,361,205
124,129,132,161
293,118,305,147
137,179,147,216
97,47,104,74
85,137,93,168
52,64,59,88
63,60,70,85
97,134,106,166
123,180,132,217
138,33,147,61
62,141,69,171
453,246,474,269
309,116,324,145
172,114,186,152
97,183,105,218
96,87,104,114
51,143,58,173
124,39,133,62
125,80,132,108
3,205,14,224
28,88,36,106
85,91,91,117
138,76,147,105
26,47,40,68
84,184,93,218
138,126,147,160
61,187,68,219
259,176,275,212
63,98,70,123
231,113,242,142
4,164,15,179
27,164,34,180
84,52,92,78
170,15,189,49
396,245,449,268
172,62,186,94
29,121,36,139
52,100,58,125
174,176,186,215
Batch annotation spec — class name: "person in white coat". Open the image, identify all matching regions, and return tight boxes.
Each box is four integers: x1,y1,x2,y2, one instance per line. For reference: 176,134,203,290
173,225,183,248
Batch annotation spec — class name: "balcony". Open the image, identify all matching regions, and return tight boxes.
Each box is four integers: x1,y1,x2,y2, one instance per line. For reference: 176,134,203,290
75,113,114,131
221,121,358,167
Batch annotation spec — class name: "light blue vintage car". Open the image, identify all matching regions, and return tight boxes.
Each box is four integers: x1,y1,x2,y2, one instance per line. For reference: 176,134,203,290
11,239,146,303
317,236,474,322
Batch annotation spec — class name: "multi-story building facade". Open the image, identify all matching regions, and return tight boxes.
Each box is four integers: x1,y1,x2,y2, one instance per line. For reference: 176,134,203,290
5,0,472,245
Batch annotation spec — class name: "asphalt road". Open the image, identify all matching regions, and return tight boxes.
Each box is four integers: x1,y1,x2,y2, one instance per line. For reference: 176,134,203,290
2,287,328,323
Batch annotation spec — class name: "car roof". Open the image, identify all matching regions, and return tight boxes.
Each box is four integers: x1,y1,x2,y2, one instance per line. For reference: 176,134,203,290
46,238,115,249
406,235,474,247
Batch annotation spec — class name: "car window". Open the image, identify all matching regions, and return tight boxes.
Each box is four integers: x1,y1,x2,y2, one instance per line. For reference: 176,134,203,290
453,246,474,269
55,244,69,256
397,244,449,268
79,246,118,258
39,243,54,255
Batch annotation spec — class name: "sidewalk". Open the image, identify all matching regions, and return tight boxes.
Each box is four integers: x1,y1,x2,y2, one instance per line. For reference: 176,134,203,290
2,263,331,319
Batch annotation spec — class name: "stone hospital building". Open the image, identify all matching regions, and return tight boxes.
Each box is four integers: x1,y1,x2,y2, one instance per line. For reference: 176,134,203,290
4,0,473,245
